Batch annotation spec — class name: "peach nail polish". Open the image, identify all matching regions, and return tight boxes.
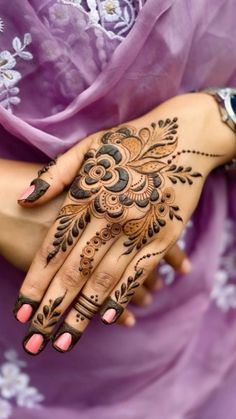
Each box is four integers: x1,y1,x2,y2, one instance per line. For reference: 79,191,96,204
54,333,72,352
102,308,117,324
18,184,35,201
25,334,44,355
16,304,33,323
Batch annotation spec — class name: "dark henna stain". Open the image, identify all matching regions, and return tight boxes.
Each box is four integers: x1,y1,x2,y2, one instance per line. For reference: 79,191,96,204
13,294,40,321
47,118,213,263
74,293,101,323
100,298,124,325
52,323,82,353
37,158,57,177
79,223,121,278
19,178,50,203
33,292,67,330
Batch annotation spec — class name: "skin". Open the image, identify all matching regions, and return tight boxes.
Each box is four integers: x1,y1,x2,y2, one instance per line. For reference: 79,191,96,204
12,93,236,354
0,159,187,327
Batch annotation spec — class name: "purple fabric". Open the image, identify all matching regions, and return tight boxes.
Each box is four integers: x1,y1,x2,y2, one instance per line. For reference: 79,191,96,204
0,1,236,418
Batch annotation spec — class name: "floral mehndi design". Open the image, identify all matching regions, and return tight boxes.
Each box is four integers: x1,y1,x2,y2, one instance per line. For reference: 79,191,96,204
48,117,203,265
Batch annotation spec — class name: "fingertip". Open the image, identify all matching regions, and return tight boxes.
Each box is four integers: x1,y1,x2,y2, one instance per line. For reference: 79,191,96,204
180,258,192,274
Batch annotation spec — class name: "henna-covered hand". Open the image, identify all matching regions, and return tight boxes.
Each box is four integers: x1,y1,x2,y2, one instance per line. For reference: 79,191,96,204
14,93,236,355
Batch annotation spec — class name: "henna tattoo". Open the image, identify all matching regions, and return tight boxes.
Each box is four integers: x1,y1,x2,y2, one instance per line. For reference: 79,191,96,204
19,178,50,203
52,322,82,353
101,241,176,324
47,205,91,263
13,294,40,321
48,117,210,262
37,158,57,177
167,149,223,165
74,293,101,323
79,223,122,278
114,268,143,305
33,292,67,330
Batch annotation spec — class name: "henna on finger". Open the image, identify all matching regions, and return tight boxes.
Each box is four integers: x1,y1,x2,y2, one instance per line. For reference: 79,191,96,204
13,294,40,323
23,293,66,355
18,159,57,203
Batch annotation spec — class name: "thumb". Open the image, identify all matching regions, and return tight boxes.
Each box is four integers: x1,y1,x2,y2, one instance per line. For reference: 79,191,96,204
18,135,93,206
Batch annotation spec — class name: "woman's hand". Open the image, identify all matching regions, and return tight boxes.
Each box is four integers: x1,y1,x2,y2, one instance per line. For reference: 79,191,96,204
0,160,189,326
14,93,236,355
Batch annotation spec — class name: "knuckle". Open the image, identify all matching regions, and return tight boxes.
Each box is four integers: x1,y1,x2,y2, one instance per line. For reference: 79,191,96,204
60,265,80,289
91,271,115,292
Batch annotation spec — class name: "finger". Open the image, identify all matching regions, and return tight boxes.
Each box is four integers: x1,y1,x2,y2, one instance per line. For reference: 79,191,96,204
164,243,191,274
18,135,93,206
22,221,122,355
51,235,141,353
13,195,92,323
100,240,174,325
116,309,136,327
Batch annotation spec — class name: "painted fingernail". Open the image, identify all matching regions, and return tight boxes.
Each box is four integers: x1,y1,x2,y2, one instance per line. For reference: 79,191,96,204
180,258,192,274
52,323,82,353
18,184,35,201
24,334,44,355
18,179,50,203
16,304,33,323
13,295,40,322
102,308,117,324
143,294,152,306
124,316,136,327
54,333,72,352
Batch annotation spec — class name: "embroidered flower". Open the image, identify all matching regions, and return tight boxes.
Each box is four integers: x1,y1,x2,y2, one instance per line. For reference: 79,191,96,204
0,399,12,419
0,350,44,412
41,39,61,62
49,3,70,26
211,270,236,312
16,387,44,408
0,364,29,399
0,51,21,88
101,0,122,22
0,19,4,34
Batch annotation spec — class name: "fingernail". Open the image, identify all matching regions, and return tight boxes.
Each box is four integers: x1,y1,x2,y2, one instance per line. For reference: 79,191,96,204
143,294,153,306
54,333,72,352
24,334,44,355
180,258,192,274
124,316,136,327
18,184,35,201
13,295,40,321
52,323,82,353
18,179,50,203
102,308,117,324
16,304,33,323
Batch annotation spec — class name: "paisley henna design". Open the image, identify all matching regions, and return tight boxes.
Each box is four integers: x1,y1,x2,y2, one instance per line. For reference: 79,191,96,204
74,293,102,323
79,223,122,278
33,292,67,330
48,118,206,262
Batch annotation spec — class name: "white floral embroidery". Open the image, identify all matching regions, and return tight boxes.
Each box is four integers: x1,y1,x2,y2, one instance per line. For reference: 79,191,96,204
59,0,140,40
0,29,33,112
211,218,236,312
0,350,44,418
49,3,70,26
0,399,12,419
0,19,4,34
101,0,122,22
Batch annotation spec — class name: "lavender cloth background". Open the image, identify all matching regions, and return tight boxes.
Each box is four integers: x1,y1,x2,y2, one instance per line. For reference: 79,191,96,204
0,1,236,418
